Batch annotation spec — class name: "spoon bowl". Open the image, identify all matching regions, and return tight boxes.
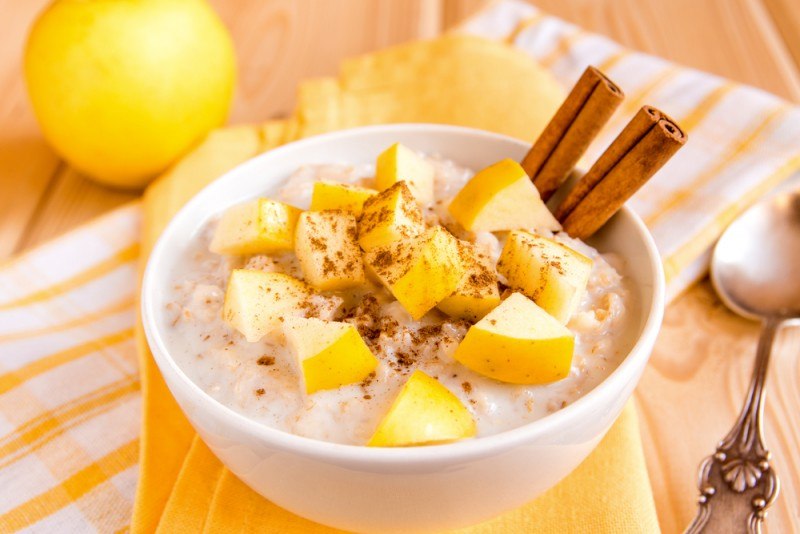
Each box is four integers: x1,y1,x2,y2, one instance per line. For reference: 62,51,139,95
712,189,800,321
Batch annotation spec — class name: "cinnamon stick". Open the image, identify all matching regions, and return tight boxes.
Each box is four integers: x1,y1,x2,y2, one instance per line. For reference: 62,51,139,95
522,66,624,201
555,105,687,239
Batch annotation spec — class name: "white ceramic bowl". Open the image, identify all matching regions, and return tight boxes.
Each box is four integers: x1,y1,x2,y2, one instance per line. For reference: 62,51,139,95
141,124,665,533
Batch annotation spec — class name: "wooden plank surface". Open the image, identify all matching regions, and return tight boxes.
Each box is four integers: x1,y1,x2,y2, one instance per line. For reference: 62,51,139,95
0,0,60,259
1,1,799,533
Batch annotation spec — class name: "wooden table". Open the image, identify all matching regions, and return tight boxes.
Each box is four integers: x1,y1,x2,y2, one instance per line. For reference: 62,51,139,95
2,1,798,532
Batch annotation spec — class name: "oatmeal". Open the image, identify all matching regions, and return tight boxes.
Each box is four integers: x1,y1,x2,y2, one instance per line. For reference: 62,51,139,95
164,145,634,446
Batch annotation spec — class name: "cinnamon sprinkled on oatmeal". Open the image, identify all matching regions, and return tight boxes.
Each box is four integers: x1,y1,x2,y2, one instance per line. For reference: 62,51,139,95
163,155,631,446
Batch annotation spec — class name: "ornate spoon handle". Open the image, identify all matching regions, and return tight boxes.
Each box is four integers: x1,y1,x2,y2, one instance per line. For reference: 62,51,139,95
685,317,781,534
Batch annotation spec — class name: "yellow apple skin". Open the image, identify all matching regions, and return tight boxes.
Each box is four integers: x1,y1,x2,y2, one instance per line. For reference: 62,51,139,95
358,181,425,251
368,370,476,447
294,210,365,291
454,292,574,384
447,159,561,233
24,0,236,188
437,242,500,322
283,318,378,394
222,270,312,342
210,199,302,256
365,226,465,320
375,143,435,204
497,231,593,323
310,181,377,217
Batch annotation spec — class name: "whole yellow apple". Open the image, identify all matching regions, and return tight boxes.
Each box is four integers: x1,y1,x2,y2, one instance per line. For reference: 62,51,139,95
24,0,236,188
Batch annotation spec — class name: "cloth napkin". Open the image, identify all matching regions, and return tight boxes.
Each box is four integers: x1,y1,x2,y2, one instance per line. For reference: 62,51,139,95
2,1,800,531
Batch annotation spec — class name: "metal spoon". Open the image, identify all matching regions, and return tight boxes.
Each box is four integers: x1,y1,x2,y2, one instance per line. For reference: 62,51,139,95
685,188,800,533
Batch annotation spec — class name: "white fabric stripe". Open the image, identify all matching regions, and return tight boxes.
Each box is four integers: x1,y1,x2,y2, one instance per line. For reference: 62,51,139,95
109,464,139,503
3,341,136,415
0,454,58,515
0,205,139,304
0,307,135,369
22,504,88,534
0,265,137,336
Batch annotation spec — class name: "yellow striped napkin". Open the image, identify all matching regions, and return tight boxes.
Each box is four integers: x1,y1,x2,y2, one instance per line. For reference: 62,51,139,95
2,1,799,531
0,205,141,532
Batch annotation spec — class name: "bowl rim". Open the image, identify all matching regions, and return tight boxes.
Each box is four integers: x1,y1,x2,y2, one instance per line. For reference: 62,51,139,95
141,123,665,466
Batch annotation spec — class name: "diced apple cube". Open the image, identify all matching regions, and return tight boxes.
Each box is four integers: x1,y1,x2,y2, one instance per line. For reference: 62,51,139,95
358,181,425,251
310,181,377,217
447,159,560,233
364,226,465,320
295,210,365,291
375,142,435,204
210,198,301,255
497,231,593,323
368,370,476,447
454,292,574,384
437,242,500,322
283,317,379,394
222,270,312,342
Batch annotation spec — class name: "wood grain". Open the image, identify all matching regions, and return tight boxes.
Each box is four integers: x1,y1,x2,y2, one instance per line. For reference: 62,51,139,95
636,281,800,534
209,0,441,122
762,0,800,75
15,167,138,251
0,0,60,259
496,0,800,103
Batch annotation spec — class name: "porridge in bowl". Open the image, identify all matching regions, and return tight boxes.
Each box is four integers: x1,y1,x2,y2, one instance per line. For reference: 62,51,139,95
165,143,632,446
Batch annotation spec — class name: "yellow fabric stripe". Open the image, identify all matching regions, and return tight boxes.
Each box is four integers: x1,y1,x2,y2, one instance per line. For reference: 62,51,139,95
0,439,138,531
596,49,629,73
645,106,787,227
0,243,139,311
678,82,735,132
0,296,135,343
0,328,135,395
0,379,139,467
504,12,546,43
0,376,135,448
663,151,800,282
539,29,585,68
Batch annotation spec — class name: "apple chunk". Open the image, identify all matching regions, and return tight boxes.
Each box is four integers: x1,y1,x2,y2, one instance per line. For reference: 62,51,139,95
310,181,377,217
497,231,593,323
365,226,465,320
210,198,301,255
358,181,425,251
437,242,500,322
283,317,378,394
375,143,435,204
222,270,312,342
368,370,476,447
454,292,574,384
295,210,365,291
447,159,560,233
